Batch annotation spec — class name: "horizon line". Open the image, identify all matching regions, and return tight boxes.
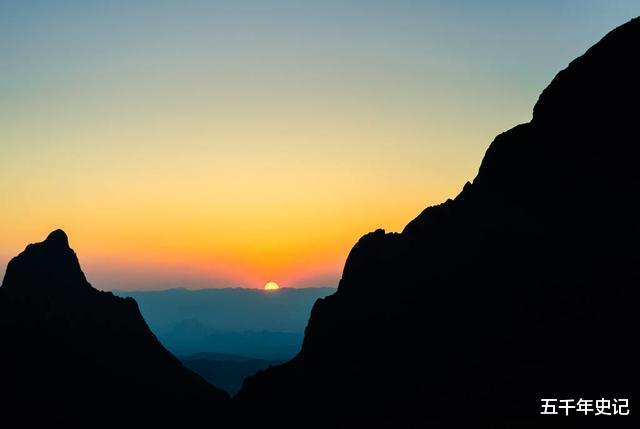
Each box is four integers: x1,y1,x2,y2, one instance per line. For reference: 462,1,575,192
112,285,338,293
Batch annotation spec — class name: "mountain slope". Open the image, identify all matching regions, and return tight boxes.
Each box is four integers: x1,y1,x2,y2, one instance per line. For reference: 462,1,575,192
0,230,229,425
235,18,640,427
180,353,283,395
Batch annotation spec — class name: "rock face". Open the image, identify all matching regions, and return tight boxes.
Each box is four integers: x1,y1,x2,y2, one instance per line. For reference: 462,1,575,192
235,18,640,427
0,230,229,425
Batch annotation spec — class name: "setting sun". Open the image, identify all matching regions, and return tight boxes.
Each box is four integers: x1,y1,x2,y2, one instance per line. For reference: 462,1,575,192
264,281,280,291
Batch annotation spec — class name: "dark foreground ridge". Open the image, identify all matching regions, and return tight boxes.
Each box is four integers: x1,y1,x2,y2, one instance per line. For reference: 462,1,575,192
0,230,229,425
235,18,640,427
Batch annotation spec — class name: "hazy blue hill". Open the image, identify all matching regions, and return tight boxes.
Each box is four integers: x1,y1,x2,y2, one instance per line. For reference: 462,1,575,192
183,352,259,361
116,287,334,360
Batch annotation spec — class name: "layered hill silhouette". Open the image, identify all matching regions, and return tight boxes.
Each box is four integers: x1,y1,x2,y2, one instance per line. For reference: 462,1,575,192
117,286,334,359
0,230,229,425
235,18,640,427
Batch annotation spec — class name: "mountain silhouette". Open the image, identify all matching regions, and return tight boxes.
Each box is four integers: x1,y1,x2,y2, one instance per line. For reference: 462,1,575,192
180,353,283,395
235,18,640,427
0,230,229,425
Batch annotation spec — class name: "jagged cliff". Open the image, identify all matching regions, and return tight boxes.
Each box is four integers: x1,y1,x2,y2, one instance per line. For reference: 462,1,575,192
0,230,229,425
235,18,640,427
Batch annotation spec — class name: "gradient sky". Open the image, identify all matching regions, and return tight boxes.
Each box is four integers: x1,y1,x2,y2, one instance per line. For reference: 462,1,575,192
1,1,638,290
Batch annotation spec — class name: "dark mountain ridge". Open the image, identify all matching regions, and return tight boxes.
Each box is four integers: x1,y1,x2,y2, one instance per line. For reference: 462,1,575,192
235,18,640,427
180,353,283,396
0,230,229,425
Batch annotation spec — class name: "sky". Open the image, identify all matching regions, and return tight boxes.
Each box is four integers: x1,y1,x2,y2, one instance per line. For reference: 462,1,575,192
1,1,638,290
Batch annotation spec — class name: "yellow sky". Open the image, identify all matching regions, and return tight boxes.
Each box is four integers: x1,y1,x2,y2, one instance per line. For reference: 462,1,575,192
2,2,631,289
0,107,478,288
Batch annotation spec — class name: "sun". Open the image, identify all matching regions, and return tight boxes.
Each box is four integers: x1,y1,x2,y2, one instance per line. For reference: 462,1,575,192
264,281,280,291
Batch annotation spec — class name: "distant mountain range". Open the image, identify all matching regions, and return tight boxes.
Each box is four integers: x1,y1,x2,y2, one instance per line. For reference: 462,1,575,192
115,287,333,391
116,287,334,360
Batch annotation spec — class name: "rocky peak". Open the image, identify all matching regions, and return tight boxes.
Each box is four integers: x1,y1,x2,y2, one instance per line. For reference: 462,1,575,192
1,229,89,297
44,228,70,247
0,229,230,424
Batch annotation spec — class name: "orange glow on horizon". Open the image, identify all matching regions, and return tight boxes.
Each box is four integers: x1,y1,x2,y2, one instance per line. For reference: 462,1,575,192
0,183,445,290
